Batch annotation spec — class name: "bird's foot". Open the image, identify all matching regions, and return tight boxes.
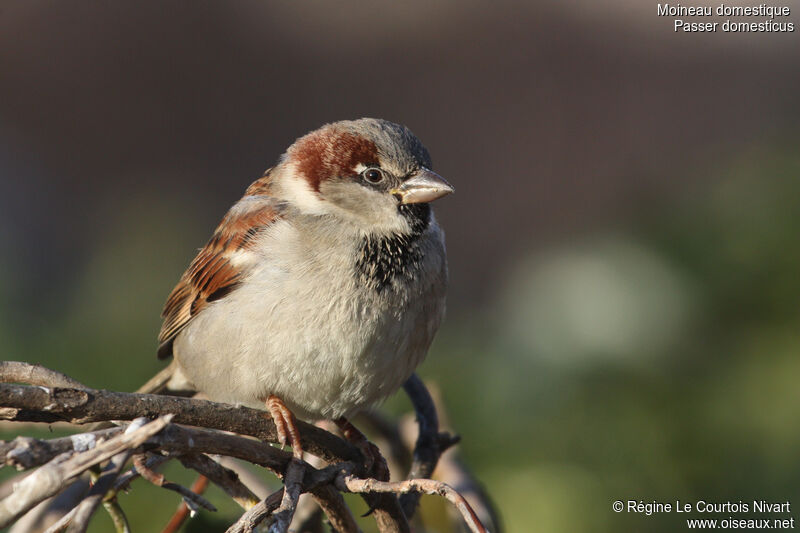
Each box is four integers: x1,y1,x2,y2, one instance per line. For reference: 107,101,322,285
335,417,388,480
266,394,304,460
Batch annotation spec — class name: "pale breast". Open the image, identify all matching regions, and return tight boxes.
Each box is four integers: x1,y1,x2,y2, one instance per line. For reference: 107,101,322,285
173,217,447,420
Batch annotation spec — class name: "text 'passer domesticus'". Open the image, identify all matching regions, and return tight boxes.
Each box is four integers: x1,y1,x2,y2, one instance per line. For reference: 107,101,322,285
157,118,452,457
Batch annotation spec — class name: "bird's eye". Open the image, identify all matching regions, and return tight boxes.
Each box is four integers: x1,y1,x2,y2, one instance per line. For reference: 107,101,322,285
362,168,385,184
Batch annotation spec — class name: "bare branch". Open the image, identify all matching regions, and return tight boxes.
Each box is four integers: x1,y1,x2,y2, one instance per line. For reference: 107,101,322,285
113,454,169,493
291,451,358,533
44,449,131,533
435,454,502,533
178,455,260,510
0,382,359,465
291,451,362,533
65,452,129,533
161,474,209,533
133,359,183,395
407,383,501,533
156,424,290,475
307,485,361,533
332,418,408,533
337,475,489,533
0,363,495,533
269,458,305,533
0,378,414,531
6,476,90,533
2,428,123,471
0,416,171,528
101,499,131,533
132,453,217,513
400,374,440,517
226,489,284,533
360,493,409,533
0,362,88,390
290,498,324,533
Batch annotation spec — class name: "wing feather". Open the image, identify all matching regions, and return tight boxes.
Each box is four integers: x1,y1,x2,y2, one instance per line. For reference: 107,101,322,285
157,171,281,359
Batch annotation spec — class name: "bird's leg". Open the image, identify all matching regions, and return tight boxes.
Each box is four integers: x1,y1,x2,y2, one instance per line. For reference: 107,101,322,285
266,394,304,460
334,417,389,481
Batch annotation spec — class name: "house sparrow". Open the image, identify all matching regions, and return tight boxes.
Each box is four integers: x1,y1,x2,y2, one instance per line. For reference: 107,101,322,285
157,118,452,457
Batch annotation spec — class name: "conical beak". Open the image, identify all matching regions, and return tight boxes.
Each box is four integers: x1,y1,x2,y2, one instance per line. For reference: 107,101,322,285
392,168,454,204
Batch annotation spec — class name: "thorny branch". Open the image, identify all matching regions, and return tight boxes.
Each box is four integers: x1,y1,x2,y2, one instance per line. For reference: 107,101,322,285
0,362,499,533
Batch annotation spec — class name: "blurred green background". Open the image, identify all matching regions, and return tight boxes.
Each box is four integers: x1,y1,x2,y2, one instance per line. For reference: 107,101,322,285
2,1,800,532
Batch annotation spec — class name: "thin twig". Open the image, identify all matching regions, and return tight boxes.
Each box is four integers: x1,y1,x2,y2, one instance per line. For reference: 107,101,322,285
290,498,324,533
134,359,183,395
43,486,82,533
6,476,91,533
308,485,361,533
292,451,361,533
435,454,502,533
44,447,131,533
337,475,489,533
114,454,169,492
400,374,441,517
334,418,408,533
1,427,124,470
65,451,131,533
290,452,341,533
161,474,209,533
226,489,284,533
269,458,305,533
423,384,502,533
0,361,88,389
133,454,217,513
0,415,172,528
102,499,132,533
360,492,409,533
178,454,260,509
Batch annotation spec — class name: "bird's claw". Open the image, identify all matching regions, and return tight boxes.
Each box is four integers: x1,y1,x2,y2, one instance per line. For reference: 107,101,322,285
266,395,304,460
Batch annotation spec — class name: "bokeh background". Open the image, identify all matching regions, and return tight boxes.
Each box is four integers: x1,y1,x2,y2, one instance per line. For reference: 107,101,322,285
2,1,800,531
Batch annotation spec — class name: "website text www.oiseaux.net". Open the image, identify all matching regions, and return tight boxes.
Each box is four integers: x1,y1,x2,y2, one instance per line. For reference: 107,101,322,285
613,499,795,529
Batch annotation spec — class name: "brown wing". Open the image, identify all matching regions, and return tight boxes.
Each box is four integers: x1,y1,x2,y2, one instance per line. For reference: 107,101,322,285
157,171,281,359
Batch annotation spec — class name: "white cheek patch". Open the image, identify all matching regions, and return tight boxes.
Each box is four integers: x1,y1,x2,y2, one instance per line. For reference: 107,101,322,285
280,170,330,216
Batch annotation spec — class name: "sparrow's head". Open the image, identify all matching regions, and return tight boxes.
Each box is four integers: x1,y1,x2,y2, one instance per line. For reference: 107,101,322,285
276,118,453,235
